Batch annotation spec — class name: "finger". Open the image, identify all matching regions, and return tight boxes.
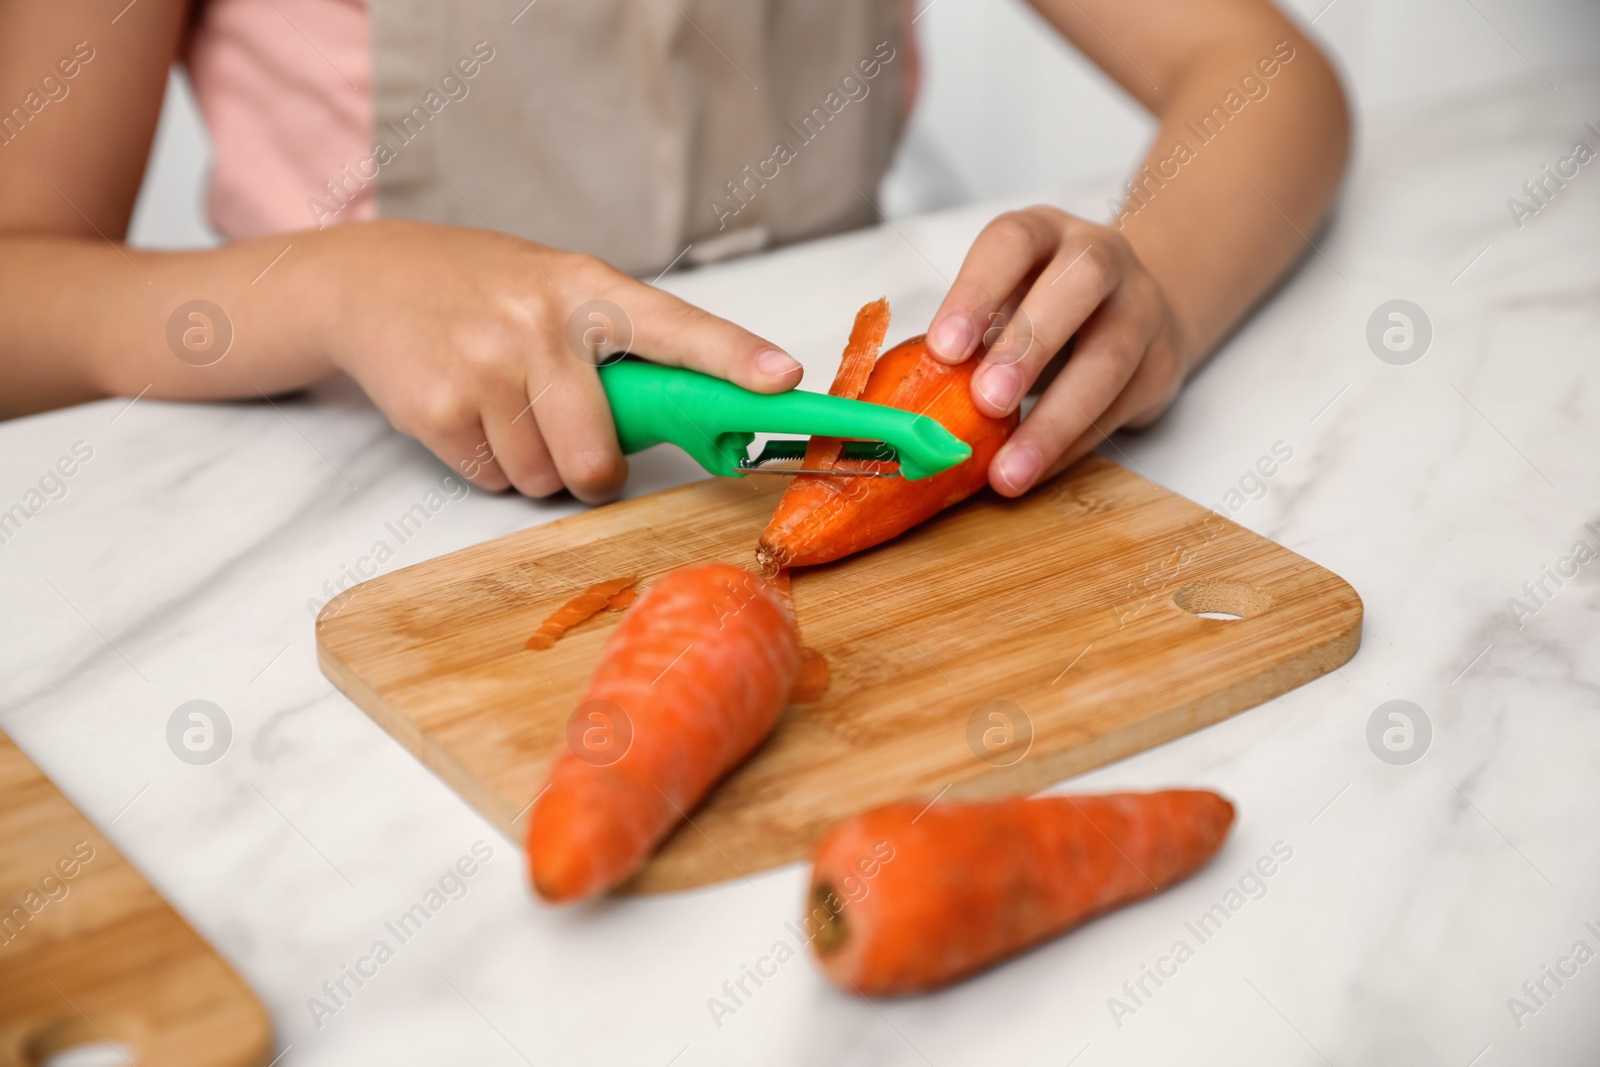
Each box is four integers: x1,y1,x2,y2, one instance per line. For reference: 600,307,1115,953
1043,382,1155,482
969,239,1123,418
482,381,563,498
534,361,629,504
1037,330,1185,480
925,209,1063,364
988,300,1152,496
418,417,511,493
583,269,804,393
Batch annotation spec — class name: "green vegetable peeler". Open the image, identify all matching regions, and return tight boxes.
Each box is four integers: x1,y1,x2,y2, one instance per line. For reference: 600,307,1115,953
597,359,970,481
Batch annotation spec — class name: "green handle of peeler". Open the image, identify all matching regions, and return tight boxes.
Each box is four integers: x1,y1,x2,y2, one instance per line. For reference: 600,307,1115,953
597,359,971,481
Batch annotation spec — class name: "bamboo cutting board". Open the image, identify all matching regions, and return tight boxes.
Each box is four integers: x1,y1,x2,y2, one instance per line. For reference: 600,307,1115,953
317,456,1360,893
0,731,272,1067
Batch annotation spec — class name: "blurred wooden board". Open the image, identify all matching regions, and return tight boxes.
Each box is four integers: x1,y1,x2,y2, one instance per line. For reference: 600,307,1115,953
316,456,1361,893
0,731,271,1067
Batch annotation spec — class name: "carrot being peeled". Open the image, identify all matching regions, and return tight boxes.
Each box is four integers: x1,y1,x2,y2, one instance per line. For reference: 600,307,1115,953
528,563,801,902
807,791,1236,995
803,297,891,471
759,334,1018,570
526,576,638,650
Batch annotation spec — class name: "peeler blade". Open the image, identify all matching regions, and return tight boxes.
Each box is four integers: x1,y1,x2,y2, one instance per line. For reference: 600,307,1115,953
738,438,902,478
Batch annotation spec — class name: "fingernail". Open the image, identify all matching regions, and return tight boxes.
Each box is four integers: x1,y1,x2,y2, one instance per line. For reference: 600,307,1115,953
995,445,1042,494
975,362,1022,413
757,349,802,378
929,316,974,361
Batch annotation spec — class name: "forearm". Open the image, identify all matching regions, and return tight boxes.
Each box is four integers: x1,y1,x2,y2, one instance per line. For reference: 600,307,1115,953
1116,27,1350,368
0,233,340,418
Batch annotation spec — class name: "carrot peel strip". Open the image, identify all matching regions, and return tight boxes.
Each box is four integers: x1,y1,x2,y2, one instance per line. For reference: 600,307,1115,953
764,569,823,697
791,647,830,703
526,576,638,650
802,297,891,471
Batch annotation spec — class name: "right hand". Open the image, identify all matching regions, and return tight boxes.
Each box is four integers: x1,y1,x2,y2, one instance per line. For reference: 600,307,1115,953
316,220,804,502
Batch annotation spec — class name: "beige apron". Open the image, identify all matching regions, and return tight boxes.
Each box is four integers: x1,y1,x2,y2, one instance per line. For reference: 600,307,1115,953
370,0,909,277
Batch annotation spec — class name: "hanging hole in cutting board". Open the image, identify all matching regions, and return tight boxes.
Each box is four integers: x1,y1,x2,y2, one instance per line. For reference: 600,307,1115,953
25,1015,140,1067
36,1045,137,1067
1173,581,1272,621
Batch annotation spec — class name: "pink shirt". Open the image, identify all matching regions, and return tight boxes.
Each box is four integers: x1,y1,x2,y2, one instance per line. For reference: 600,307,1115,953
186,0,373,238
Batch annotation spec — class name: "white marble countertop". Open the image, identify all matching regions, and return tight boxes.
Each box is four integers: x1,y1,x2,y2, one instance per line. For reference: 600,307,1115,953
3,70,1598,1065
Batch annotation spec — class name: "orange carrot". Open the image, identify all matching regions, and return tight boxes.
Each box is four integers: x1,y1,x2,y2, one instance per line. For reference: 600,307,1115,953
803,298,892,471
604,586,638,611
807,791,1235,995
528,563,801,902
758,335,1019,570
526,576,638,650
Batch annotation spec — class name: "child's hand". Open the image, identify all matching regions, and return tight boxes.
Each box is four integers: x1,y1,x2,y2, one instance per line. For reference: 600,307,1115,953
318,220,803,502
924,207,1188,496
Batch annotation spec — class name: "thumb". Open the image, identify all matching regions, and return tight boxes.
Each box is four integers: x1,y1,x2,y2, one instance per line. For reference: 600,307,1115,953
586,275,804,393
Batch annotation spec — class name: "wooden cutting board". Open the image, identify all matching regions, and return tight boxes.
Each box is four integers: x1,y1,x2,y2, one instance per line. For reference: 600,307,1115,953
317,456,1360,893
0,732,272,1066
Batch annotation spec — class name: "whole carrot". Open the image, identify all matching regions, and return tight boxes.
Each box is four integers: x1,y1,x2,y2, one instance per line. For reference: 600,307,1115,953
528,563,800,902
807,791,1235,995
757,335,1018,571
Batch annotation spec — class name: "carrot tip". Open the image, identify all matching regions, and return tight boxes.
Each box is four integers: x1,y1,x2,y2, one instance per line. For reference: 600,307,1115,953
754,545,786,578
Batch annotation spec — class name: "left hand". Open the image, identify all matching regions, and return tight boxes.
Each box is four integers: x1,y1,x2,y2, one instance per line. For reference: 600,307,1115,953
925,206,1190,496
